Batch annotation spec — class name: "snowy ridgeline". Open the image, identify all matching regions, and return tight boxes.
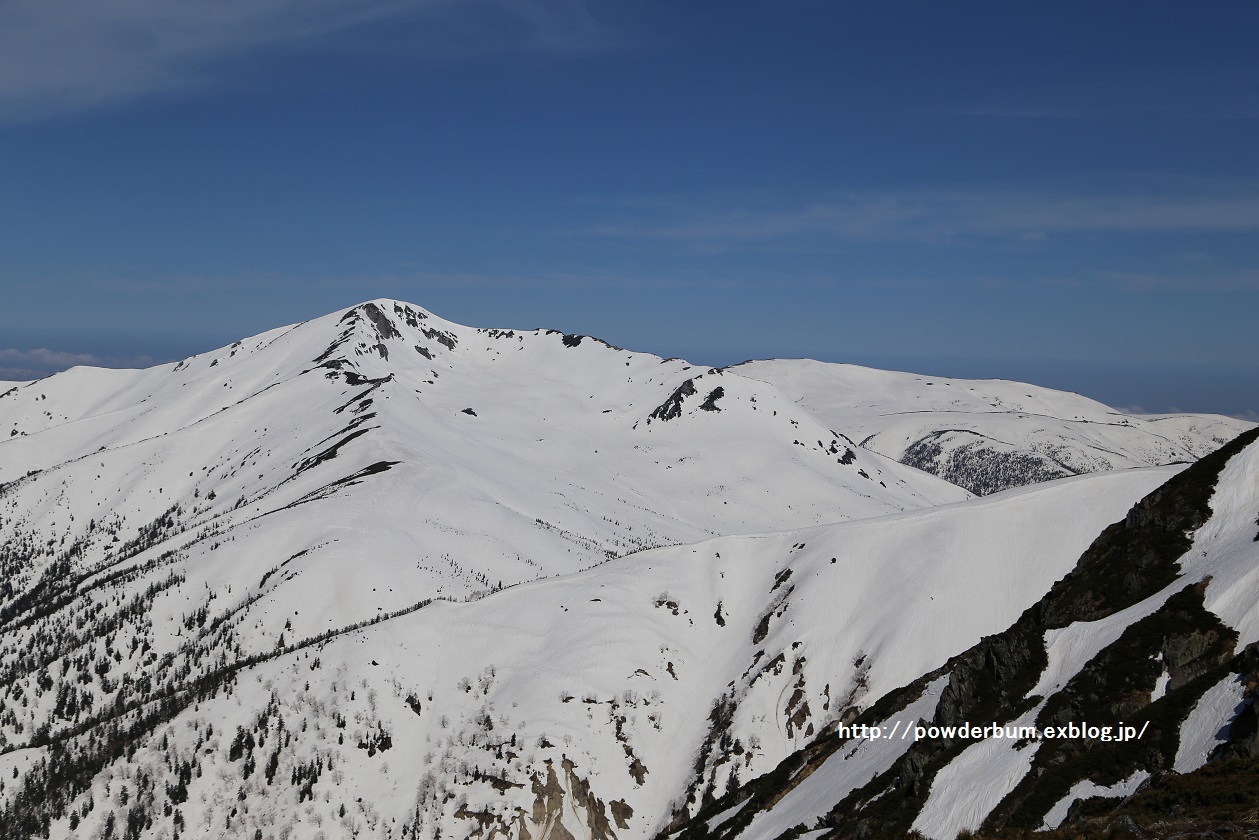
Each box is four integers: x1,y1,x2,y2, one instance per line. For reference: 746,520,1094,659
0,299,1253,840
695,428,1259,840
736,358,1249,495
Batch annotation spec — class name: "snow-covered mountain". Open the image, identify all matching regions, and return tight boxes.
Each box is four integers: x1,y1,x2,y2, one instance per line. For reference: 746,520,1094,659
681,426,1259,840
0,302,968,643
0,300,1253,840
736,359,1250,495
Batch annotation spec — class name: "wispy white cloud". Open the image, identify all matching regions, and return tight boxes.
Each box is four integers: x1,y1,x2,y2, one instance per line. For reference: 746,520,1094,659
0,0,609,121
0,347,101,368
0,348,155,379
581,186,1259,250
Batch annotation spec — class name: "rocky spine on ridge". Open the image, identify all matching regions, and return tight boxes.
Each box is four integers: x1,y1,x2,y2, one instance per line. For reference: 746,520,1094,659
674,426,1259,840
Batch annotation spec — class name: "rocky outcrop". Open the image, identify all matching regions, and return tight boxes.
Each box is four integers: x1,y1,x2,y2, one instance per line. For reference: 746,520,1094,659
649,379,696,422
522,758,620,840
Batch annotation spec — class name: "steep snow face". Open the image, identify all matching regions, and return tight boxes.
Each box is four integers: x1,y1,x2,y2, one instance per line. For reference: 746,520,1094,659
1173,675,1247,773
0,459,1172,840
735,358,1252,495
694,431,1259,840
732,676,950,840
1181,437,1259,645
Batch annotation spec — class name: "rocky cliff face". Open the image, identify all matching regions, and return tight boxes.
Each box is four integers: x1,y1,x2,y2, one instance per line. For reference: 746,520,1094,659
676,426,1259,840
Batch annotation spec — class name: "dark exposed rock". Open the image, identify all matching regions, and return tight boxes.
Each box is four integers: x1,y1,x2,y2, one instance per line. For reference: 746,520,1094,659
610,799,634,829
751,585,793,645
1029,755,1259,840
699,387,725,412
392,301,426,326
629,758,648,785
649,379,696,422
1164,622,1236,690
654,594,681,615
342,370,394,387
314,326,356,363
531,761,566,829
421,326,457,350
292,427,376,474
359,302,401,340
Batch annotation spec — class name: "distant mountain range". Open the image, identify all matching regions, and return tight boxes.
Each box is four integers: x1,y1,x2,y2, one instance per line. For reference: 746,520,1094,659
0,300,1253,840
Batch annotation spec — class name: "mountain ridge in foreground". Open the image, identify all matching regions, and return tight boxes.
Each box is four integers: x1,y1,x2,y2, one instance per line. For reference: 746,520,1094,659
0,300,1254,840
673,425,1259,840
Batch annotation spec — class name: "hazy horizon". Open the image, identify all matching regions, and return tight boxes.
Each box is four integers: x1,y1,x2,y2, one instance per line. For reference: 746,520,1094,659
1,302,1255,420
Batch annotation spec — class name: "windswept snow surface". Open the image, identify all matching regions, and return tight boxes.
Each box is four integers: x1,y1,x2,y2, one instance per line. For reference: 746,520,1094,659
4,460,1171,840
736,359,1251,495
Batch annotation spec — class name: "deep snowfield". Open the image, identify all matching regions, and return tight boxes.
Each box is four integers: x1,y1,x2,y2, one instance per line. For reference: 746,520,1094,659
0,300,1251,840
737,358,1249,494
0,302,968,653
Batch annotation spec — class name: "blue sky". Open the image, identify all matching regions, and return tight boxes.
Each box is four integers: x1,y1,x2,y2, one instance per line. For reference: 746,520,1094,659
1,1,1256,417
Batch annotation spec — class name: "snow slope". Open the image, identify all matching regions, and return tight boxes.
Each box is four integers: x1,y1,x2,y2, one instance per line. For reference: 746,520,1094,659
735,358,1251,494
0,459,1173,839
0,301,967,654
693,428,1259,840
